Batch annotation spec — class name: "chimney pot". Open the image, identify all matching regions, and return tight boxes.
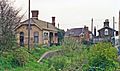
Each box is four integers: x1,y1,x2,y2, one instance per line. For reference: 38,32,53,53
52,17,55,26
104,19,109,27
84,25,88,30
31,10,39,20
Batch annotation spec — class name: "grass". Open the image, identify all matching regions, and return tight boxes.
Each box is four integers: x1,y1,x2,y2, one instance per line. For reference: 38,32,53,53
6,45,62,71
1,41,119,71
31,45,62,60
10,60,49,71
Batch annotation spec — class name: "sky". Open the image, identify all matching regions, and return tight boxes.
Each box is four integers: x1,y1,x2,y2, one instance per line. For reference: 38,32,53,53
14,0,120,32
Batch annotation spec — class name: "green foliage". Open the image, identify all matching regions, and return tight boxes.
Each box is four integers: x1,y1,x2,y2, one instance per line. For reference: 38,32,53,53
31,47,48,60
82,42,119,71
57,29,65,45
31,45,62,60
0,38,119,71
42,39,119,71
40,38,85,71
0,0,23,54
0,52,14,70
12,48,29,67
46,56,67,71
63,38,82,53
9,46,62,71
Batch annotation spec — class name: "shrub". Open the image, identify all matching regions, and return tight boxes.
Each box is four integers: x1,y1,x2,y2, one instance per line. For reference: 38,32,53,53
12,48,29,67
0,52,14,70
82,42,119,71
45,56,67,71
62,38,82,53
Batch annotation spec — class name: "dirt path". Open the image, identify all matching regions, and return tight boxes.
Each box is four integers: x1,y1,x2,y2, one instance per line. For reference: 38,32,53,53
37,49,63,63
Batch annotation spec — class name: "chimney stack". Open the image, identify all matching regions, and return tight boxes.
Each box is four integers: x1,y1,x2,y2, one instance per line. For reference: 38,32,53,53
52,17,55,26
104,19,109,27
31,10,39,20
84,25,88,31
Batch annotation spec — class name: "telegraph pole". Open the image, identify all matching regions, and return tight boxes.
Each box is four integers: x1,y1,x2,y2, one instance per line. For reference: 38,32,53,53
113,16,115,35
91,18,93,43
113,16,115,45
118,11,120,45
28,0,31,52
91,18,93,33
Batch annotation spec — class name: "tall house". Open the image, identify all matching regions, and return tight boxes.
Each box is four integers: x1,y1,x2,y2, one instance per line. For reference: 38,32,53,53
98,19,116,41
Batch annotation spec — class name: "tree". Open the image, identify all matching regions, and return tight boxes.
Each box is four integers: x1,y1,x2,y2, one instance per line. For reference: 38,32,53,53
0,0,23,54
83,42,119,71
57,29,65,45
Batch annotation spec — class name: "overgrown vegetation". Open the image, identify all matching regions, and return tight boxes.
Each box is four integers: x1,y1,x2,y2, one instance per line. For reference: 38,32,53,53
0,45,62,71
42,38,120,71
57,29,65,45
0,0,23,54
0,1,120,71
0,38,120,71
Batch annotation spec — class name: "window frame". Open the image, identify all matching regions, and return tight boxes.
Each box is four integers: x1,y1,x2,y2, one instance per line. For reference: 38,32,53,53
104,29,108,35
34,32,39,43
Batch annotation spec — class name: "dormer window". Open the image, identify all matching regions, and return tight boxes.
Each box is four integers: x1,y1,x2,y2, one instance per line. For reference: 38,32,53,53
104,29,108,35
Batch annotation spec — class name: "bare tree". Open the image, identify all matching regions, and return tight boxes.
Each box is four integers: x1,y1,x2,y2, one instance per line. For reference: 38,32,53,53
0,0,23,54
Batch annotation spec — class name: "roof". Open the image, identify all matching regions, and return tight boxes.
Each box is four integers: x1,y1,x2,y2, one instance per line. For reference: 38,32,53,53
15,18,58,32
98,27,116,32
65,28,84,36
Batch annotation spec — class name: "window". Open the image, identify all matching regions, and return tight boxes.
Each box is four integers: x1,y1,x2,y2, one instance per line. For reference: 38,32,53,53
55,33,58,36
20,32,24,46
34,32,39,43
104,29,108,35
44,32,48,40
80,33,84,37
70,32,74,35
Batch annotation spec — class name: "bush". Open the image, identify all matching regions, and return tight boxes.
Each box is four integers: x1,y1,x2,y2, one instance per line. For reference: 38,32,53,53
0,52,14,70
82,42,119,71
43,56,67,71
62,38,82,53
12,48,29,67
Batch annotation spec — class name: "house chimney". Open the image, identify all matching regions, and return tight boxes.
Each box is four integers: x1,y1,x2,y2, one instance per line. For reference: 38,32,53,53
94,26,96,37
31,10,39,20
84,25,88,31
104,19,109,27
52,17,55,26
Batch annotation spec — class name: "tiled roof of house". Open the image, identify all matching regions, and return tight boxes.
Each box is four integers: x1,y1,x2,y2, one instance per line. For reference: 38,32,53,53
65,28,84,36
15,18,58,32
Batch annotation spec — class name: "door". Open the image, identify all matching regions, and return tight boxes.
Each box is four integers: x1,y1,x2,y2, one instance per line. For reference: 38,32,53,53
49,32,53,45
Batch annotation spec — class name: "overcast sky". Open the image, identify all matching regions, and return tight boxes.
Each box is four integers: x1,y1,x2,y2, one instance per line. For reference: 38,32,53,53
14,0,120,31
